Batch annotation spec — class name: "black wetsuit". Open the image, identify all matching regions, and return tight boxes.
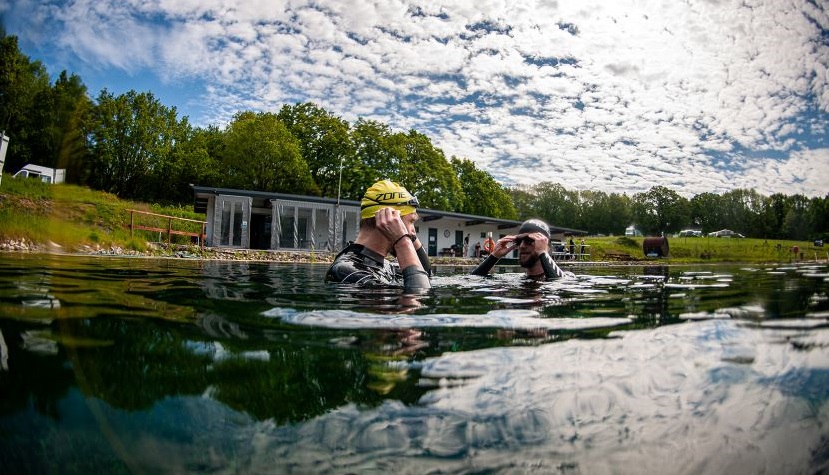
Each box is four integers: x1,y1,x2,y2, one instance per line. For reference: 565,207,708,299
470,252,567,279
325,243,431,289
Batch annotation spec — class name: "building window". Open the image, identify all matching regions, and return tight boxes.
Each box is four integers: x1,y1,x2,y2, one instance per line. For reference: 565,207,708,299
218,197,247,247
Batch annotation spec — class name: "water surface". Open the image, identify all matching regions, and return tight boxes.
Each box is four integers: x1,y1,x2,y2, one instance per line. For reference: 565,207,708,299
1,254,828,474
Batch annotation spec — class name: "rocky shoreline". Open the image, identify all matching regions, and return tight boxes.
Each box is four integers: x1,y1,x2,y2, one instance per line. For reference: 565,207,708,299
0,239,633,266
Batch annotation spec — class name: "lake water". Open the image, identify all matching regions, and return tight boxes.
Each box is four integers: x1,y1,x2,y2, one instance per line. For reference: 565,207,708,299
1,254,828,474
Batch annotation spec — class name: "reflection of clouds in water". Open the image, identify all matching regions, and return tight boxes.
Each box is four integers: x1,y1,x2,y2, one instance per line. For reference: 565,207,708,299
184,340,269,363
20,330,59,355
196,312,248,339
266,307,632,331
680,305,767,321
666,271,733,289
0,329,8,370
20,295,61,309
115,320,829,474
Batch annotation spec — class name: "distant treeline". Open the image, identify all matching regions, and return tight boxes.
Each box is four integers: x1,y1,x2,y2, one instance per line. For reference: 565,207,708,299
511,183,827,241
1,33,827,240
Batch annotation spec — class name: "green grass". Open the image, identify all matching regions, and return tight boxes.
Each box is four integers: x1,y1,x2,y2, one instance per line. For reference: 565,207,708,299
583,234,823,264
0,176,823,263
0,176,206,251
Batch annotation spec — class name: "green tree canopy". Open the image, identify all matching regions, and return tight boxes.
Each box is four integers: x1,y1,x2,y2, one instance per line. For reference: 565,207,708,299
348,119,400,197
390,130,463,211
52,71,92,184
85,89,183,199
632,185,690,235
523,182,580,230
0,34,52,172
452,157,517,219
220,111,319,195
577,190,632,235
690,192,723,232
277,102,353,198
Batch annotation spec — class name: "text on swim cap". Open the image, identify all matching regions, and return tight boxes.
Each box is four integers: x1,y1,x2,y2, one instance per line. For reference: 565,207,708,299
374,192,409,201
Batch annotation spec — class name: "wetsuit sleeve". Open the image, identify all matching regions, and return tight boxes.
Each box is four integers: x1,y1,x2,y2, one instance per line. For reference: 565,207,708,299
401,265,431,290
539,252,566,279
471,255,500,276
416,246,432,276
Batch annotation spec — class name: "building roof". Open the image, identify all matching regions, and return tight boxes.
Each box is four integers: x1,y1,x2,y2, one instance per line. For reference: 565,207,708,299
191,185,587,235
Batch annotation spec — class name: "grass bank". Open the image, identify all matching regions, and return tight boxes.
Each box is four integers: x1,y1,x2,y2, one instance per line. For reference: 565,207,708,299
0,176,823,264
580,235,824,265
0,176,205,255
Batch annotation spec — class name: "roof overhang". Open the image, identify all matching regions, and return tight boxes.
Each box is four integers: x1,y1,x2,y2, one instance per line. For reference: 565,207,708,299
190,185,588,235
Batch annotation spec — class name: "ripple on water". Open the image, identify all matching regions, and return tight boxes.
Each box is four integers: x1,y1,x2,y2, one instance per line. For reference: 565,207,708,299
264,307,633,331
221,319,829,474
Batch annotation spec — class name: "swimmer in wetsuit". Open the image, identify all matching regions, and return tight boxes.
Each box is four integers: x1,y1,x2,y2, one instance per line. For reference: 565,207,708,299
326,180,431,290
471,218,571,280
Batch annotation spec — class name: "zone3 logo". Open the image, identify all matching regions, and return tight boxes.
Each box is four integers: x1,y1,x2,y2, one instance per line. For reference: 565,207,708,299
375,192,409,201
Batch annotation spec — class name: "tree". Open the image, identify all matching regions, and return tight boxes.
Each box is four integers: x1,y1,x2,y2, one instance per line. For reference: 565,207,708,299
806,195,829,239
277,102,353,197
220,111,319,195
0,34,52,173
578,190,632,235
632,186,690,235
348,119,400,198
690,192,723,233
85,89,183,200
451,157,517,219
51,71,92,184
509,185,537,220
142,120,225,204
782,194,811,240
762,193,789,238
720,189,764,236
531,182,580,229
391,130,463,211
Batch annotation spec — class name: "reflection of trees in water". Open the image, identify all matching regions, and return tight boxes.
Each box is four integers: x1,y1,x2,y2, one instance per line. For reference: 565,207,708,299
0,321,75,421
60,316,382,422
10,258,824,442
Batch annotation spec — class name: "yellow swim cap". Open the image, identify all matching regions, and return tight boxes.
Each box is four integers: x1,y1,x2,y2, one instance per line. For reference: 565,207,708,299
360,180,419,219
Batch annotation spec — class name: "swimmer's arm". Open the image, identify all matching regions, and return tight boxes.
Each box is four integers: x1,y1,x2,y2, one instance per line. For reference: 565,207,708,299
395,236,431,289
401,265,430,289
471,255,500,276
540,252,572,279
471,236,517,276
415,242,432,276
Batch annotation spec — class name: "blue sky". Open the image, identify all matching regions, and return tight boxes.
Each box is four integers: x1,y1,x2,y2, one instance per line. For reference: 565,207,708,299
2,0,828,198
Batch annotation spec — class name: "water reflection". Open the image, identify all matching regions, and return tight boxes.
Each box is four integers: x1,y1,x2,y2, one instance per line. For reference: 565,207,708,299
0,255,828,473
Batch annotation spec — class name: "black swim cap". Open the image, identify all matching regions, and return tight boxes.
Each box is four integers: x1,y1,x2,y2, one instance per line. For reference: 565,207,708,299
518,219,550,238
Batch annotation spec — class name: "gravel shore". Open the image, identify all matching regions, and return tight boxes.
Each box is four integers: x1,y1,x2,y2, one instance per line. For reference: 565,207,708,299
0,239,636,266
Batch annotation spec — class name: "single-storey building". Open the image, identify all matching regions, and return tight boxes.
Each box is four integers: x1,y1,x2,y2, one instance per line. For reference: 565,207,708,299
191,185,586,257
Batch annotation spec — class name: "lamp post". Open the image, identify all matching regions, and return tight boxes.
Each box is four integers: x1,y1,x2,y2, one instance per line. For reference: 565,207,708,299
334,155,344,251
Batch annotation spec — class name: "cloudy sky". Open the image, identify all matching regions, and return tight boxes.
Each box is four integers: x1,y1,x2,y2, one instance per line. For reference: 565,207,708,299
2,0,828,197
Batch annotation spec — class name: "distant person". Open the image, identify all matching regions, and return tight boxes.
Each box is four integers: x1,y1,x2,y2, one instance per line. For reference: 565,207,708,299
326,180,430,289
471,219,571,279
464,233,470,257
569,237,576,260
579,238,586,260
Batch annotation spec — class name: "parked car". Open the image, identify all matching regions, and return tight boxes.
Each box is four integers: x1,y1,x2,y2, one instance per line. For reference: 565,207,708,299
708,229,744,238
677,229,702,237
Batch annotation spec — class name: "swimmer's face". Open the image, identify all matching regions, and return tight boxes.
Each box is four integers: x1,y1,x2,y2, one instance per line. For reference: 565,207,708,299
402,212,419,233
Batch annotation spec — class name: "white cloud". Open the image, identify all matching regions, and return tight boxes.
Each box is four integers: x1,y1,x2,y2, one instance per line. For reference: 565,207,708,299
4,0,828,197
